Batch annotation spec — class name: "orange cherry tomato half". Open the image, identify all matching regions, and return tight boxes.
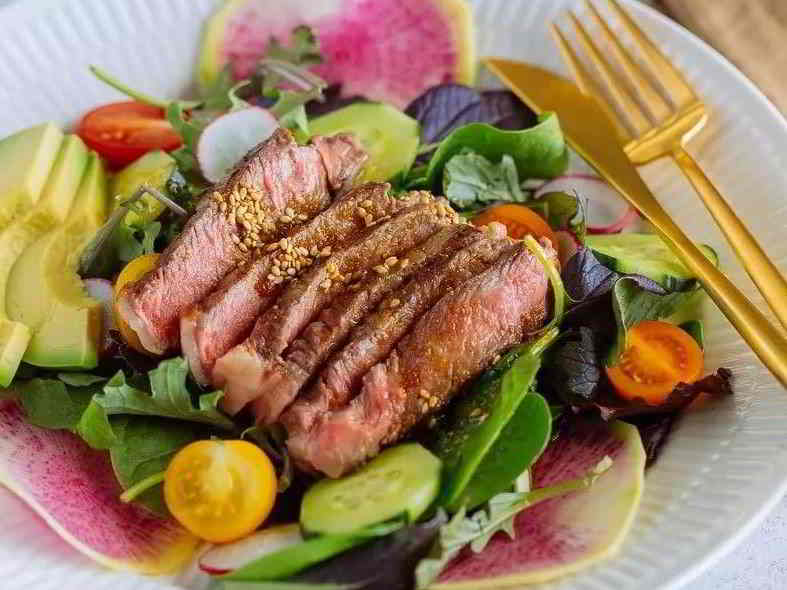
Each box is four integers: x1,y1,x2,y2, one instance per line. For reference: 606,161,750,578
77,101,182,169
472,203,558,248
606,320,704,405
164,440,278,543
113,253,160,354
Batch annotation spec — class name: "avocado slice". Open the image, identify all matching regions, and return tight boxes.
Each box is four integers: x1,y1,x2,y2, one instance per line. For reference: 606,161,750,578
6,153,108,371
0,123,63,231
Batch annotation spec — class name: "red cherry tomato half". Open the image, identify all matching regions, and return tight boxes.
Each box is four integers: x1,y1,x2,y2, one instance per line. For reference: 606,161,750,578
76,101,182,168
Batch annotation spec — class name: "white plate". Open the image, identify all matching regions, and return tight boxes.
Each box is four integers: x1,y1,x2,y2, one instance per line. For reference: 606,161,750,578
1,1,786,589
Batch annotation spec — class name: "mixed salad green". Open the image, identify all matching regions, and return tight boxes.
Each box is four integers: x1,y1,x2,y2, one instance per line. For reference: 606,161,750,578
0,1,734,588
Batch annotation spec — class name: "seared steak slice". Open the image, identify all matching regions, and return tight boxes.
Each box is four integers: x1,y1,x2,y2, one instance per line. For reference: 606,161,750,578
289,240,556,477
214,200,459,419
269,224,474,430
116,129,367,354
181,182,401,384
283,223,511,435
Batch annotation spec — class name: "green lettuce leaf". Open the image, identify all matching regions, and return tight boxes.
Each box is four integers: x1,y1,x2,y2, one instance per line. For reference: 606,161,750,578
442,151,525,208
424,112,569,190
94,357,234,430
18,379,98,430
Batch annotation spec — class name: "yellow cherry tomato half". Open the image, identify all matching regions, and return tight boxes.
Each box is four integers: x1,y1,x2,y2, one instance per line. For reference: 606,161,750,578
164,439,277,543
113,253,160,353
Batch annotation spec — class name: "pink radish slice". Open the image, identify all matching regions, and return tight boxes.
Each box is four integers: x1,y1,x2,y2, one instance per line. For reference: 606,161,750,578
0,400,198,574
436,420,645,588
555,230,580,267
199,523,303,575
84,278,115,352
534,173,638,234
197,107,279,183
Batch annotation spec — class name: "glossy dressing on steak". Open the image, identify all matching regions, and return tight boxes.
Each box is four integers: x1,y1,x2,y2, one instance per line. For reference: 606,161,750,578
180,183,401,384
116,129,366,354
289,240,556,477
213,198,460,420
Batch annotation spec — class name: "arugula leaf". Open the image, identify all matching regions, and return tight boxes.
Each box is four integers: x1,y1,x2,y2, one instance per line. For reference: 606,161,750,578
414,458,613,588
94,357,234,430
535,191,586,241
109,416,201,515
167,102,203,153
89,65,200,110
202,66,252,112
263,25,323,93
75,399,118,450
424,113,569,191
442,152,525,208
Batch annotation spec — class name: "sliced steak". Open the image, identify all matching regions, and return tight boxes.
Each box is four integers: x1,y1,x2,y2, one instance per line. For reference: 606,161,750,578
282,224,511,435
181,182,401,384
214,200,460,420
283,223,511,437
116,129,367,354
289,240,556,477
269,224,475,430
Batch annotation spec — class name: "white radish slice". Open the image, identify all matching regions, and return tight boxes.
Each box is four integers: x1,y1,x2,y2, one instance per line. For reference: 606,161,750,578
199,523,303,575
534,173,638,234
197,107,279,183
84,278,115,352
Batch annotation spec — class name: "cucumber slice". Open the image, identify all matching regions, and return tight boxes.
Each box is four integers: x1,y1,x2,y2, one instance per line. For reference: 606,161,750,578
300,443,441,535
308,103,420,183
585,233,718,290
111,150,176,226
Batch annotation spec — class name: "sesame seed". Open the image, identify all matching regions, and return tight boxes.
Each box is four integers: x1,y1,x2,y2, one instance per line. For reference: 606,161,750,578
385,256,398,267
285,207,295,217
321,247,332,257
399,258,410,269
279,238,289,250
363,199,373,208
272,266,282,276
321,279,332,290
280,215,293,224
373,265,388,275
267,273,276,281
287,267,297,276
390,298,401,307
266,243,279,252
231,234,240,244
357,207,367,218
297,213,308,221
238,243,248,252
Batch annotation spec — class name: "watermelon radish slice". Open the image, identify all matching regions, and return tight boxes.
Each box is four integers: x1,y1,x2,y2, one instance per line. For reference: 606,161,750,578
198,0,476,109
436,420,645,588
197,107,279,183
199,523,303,575
0,400,198,574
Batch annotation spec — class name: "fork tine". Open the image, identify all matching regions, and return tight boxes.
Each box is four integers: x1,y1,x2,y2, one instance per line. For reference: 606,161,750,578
549,23,631,144
583,0,671,122
604,0,695,107
568,11,651,136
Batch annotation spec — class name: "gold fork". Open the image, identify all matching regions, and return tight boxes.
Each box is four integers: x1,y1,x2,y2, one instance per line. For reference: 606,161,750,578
551,0,787,332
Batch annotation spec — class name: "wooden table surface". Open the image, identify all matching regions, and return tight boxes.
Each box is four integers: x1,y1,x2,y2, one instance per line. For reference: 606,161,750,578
658,0,787,114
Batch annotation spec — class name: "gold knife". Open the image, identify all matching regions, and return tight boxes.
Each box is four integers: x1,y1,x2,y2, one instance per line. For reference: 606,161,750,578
483,58,787,387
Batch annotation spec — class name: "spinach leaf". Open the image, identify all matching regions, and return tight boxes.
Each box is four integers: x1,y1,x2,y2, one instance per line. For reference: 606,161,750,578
95,357,234,430
18,379,98,430
424,113,569,191
236,516,445,590
404,84,536,145
57,372,107,387
76,399,118,450
434,328,557,512
109,416,201,515
414,458,612,589
442,152,525,208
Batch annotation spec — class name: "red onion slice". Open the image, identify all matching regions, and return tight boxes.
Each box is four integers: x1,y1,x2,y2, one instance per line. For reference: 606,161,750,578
534,173,638,234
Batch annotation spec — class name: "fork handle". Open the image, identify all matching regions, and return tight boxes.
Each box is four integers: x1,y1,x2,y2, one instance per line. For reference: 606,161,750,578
672,145,787,331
